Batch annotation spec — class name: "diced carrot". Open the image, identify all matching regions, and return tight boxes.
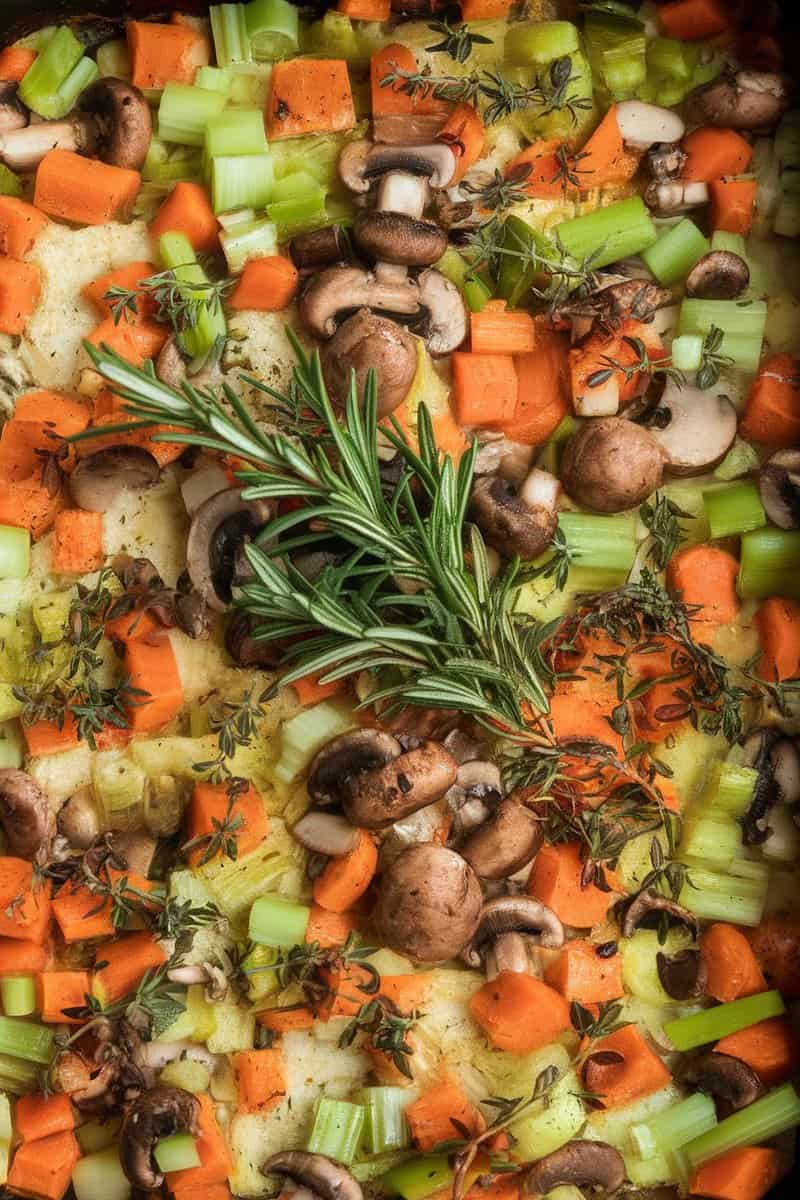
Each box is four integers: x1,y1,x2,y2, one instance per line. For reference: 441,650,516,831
406,1078,485,1151
754,596,800,683
657,0,731,40
0,196,47,258
37,971,91,1025
7,1129,80,1200
267,59,356,140
381,974,431,1014
709,178,757,236
715,1017,800,1087
127,20,210,89
234,1047,286,1114
583,1023,672,1108
577,106,640,189
740,353,800,447
51,509,104,575
493,324,570,446
172,1186,232,1200
0,46,37,83
0,938,48,976
52,883,114,943
337,0,390,19
91,931,167,1006
86,314,169,367
469,970,572,1054
689,1147,785,1200
505,139,568,199
700,923,767,1004
104,607,162,647
666,544,740,626
150,181,219,254
470,301,536,355
229,255,299,312
547,693,624,757
80,402,185,469
0,387,90,478
0,472,65,539
292,671,346,707
166,1092,233,1189
633,673,694,744
256,1005,315,1032
16,1092,75,1142
682,128,753,183
452,352,518,426
34,149,141,226
370,44,447,121
312,828,378,914
544,938,624,1004
316,960,376,1019
460,0,512,17
123,636,183,732
305,905,358,949
528,840,620,928
436,103,485,184
747,916,800,998
0,254,40,334
14,388,89,430
186,782,269,866
82,261,157,318
0,858,50,943
22,714,79,758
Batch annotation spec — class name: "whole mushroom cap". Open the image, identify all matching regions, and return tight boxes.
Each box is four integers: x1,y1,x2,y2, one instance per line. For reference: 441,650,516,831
560,417,664,512
374,844,482,962
320,309,418,418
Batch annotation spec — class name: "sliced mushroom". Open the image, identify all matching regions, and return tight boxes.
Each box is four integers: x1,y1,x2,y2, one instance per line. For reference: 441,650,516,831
759,449,800,530
460,799,543,880
686,1051,765,1112
558,278,673,329
462,896,564,977
293,810,359,856
354,210,447,267
446,759,503,836
342,739,458,829
640,382,737,477
119,1086,200,1189
0,769,54,858
308,730,403,807
686,251,750,300
615,101,685,152
561,418,664,512
687,70,789,130
621,889,699,939
741,728,800,844
470,468,559,560
186,486,271,611
0,83,28,135
656,948,708,1000
417,267,468,355
339,139,456,193
69,446,161,513
113,553,163,593
523,1141,626,1195
57,789,100,850
299,265,421,340
263,1151,362,1200
646,142,687,183
107,831,156,877
644,180,709,215
289,226,348,270
320,309,418,418
374,843,482,962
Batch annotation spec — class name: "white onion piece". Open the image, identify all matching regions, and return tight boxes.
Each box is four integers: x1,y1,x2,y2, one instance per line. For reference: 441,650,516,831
616,101,685,151
519,467,561,509
180,466,230,516
762,805,800,862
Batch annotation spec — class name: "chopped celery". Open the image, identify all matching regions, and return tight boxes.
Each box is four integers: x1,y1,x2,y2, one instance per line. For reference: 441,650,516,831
158,231,227,357
266,191,328,241
210,3,252,66
0,1016,53,1063
670,335,703,373
91,750,147,832
96,38,131,80
18,26,83,118
738,528,800,601
306,12,362,64
558,511,637,574
249,894,310,947
713,438,759,482
678,299,767,361
52,56,98,119
159,1058,211,1094
153,1133,201,1173
0,724,23,770
307,1097,365,1164
269,128,359,185
0,165,21,198
646,38,691,83
0,1052,38,1094
585,11,646,99
664,990,784,1052
703,481,765,540
504,21,580,66
679,814,742,872
679,865,767,927
211,152,274,212
358,1087,411,1153
684,1084,800,1168
641,219,710,287
630,1092,717,1159
158,83,228,146
220,217,278,273
205,107,268,158
271,171,323,202
0,527,29,581
513,49,595,143
72,1147,132,1200
706,763,757,817
463,274,493,312
711,230,748,261
273,698,356,783
435,246,469,290
382,1156,453,1200
246,0,299,61
218,206,256,229
622,928,693,1006
196,65,233,96
0,977,36,1018
509,1069,586,1159
497,215,555,306
206,844,292,919
555,197,657,271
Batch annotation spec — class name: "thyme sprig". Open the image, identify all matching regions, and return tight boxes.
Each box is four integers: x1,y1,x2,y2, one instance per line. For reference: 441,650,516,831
639,492,692,570
465,217,603,310
587,334,685,391
426,18,493,63
462,167,532,212
193,685,275,783
106,268,234,339
697,324,734,390
339,998,418,1078
249,934,380,1016
62,964,185,1039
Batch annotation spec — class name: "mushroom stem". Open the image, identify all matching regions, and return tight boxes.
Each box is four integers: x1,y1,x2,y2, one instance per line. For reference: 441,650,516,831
485,931,544,980
377,170,428,218
0,115,95,171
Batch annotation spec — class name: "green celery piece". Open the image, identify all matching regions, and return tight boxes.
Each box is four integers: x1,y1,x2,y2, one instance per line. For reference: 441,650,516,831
18,26,83,118
684,1084,800,1168
664,990,785,1051
0,1015,54,1064
248,894,310,947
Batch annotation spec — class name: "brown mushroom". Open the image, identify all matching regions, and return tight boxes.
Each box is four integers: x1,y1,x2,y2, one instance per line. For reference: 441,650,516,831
460,799,543,880
0,83,27,135
740,728,800,845
758,449,800,530
339,140,456,194
561,418,664,512
307,729,403,807
186,486,271,611
263,1151,363,1200
687,70,789,130
354,210,446,267
640,381,737,477
57,789,100,850
0,769,54,858
342,739,458,829
225,610,282,668
462,896,564,977
685,252,750,300
417,267,468,355
293,810,359,856
656,948,708,1001
445,759,503,838
685,1051,765,1112
558,279,673,329
523,1141,626,1195
621,889,699,939
69,445,161,513
320,309,418,418
107,831,157,877
299,265,421,340
119,1086,200,1189
113,553,163,593
644,180,709,215
374,843,482,962
470,468,559,559
645,142,687,183
289,226,349,270
614,101,685,151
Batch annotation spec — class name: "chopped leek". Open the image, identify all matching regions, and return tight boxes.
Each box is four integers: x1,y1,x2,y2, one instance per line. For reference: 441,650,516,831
0,977,36,1018
18,26,83,118
630,1093,717,1160
664,990,784,1052
245,0,299,61
0,1016,54,1063
703,482,766,540
210,3,252,66
555,197,657,271
205,107,268,158
358,1088,411,1154
158,83,228,146
505,20,580,66
684,1084,800,1168
738,528,800,601
641,219,710,286
558,511,637,574
211,152,274,213
248,894,310,947
307,1097,365,1165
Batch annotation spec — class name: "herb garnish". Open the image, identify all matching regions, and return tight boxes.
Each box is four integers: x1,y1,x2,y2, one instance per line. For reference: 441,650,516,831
697,324,734,390
639,492,692,570
106,268,234,344
425,18,493,63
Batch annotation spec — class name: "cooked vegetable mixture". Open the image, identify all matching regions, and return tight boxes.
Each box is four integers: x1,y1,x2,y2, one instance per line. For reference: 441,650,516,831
0,1,798,1198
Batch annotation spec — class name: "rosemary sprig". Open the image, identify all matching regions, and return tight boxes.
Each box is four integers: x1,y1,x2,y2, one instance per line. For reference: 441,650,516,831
696,324,734,390
106,269,234,339
426,18,493,64
639,492,692,571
